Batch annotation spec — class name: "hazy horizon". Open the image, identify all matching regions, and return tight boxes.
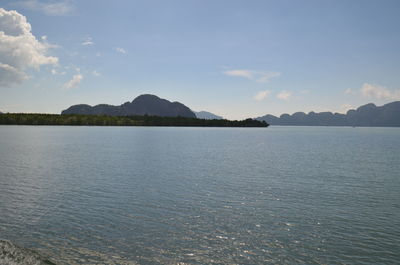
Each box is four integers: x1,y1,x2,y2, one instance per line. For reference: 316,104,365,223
1,0,400,119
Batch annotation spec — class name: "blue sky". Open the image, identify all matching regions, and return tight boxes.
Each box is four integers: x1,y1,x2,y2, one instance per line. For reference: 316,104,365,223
1,0,400,119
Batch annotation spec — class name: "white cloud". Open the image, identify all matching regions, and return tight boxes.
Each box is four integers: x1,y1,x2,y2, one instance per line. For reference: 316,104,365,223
92,70,101,77
14,0,73,16
81,37,94,46
223,70,254,79
223,69,280,83
0,8,58,87
254,90,271,101
339,104,353,113
346,83,400,100
0,63,29,87
360,83,400,100
64,74,83,89
277,90,292,100
50,68,65,75
115,47,126,54
344,88,356,95
256,72,281,83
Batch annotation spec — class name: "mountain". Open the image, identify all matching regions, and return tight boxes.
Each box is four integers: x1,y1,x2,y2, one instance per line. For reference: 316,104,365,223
62,94,196,118
194,111,223,120
256,101,400,127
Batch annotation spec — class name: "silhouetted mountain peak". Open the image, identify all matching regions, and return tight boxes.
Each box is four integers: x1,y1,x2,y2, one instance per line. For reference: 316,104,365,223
257,101,400,127
357,103,376,112
62,94,196,118
292,112,306,117
132,94,161,103
382,101,400,109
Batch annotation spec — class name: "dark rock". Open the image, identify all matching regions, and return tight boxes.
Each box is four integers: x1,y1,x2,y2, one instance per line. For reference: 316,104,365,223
0,240,56,265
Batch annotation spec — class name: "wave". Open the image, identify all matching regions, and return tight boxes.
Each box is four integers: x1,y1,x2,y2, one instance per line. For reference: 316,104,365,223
0,240,56,265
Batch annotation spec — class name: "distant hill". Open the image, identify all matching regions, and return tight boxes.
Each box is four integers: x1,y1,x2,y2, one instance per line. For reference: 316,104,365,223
256,101,400,127
194,111,223,120
62,94,196,118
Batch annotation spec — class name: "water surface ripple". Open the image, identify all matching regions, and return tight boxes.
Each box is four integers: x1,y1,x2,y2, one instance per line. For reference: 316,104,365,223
0,126,399,264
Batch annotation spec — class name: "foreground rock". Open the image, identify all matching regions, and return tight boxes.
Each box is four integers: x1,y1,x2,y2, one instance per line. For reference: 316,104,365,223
0,240,56,265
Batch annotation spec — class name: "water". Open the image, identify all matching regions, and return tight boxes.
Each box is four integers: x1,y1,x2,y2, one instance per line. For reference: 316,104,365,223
0,126,399,264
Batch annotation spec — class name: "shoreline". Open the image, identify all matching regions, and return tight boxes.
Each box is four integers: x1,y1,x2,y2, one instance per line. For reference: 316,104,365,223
0,113,268,128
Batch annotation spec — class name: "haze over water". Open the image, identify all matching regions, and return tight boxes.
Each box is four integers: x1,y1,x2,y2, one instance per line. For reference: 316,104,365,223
0,126,399,264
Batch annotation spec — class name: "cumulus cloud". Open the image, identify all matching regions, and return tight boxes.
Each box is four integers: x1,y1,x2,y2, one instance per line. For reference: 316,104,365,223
223,69,280,83
360,83,400,100
254,90,271,101
14,0,74,16
0,63,29,87
115,47,126,54
277,91,292,100
0,8,58,87
345,83,400,100
64,74,83,89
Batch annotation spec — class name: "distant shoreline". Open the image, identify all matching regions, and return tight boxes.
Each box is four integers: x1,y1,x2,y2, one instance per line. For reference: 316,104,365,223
0,113,269,128
256,101,400,127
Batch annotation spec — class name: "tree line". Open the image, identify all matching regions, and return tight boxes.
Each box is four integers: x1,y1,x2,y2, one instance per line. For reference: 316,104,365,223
0,113,269,127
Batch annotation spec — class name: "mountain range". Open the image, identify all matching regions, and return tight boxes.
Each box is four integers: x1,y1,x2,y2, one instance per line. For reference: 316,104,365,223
25,95,400,127
62,94,196,118
62,94,224,120
256,101,400,127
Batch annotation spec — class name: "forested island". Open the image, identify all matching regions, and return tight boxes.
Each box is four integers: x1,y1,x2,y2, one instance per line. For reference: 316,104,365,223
0,113,268,127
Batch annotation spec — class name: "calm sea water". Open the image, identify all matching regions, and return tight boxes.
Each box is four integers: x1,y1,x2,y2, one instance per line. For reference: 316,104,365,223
0,126,399,264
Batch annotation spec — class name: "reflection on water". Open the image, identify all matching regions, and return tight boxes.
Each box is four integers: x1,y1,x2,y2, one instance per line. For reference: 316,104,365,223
0,126,400,264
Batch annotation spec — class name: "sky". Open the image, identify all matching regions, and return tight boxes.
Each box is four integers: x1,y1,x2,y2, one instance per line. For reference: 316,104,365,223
1,0,400,119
